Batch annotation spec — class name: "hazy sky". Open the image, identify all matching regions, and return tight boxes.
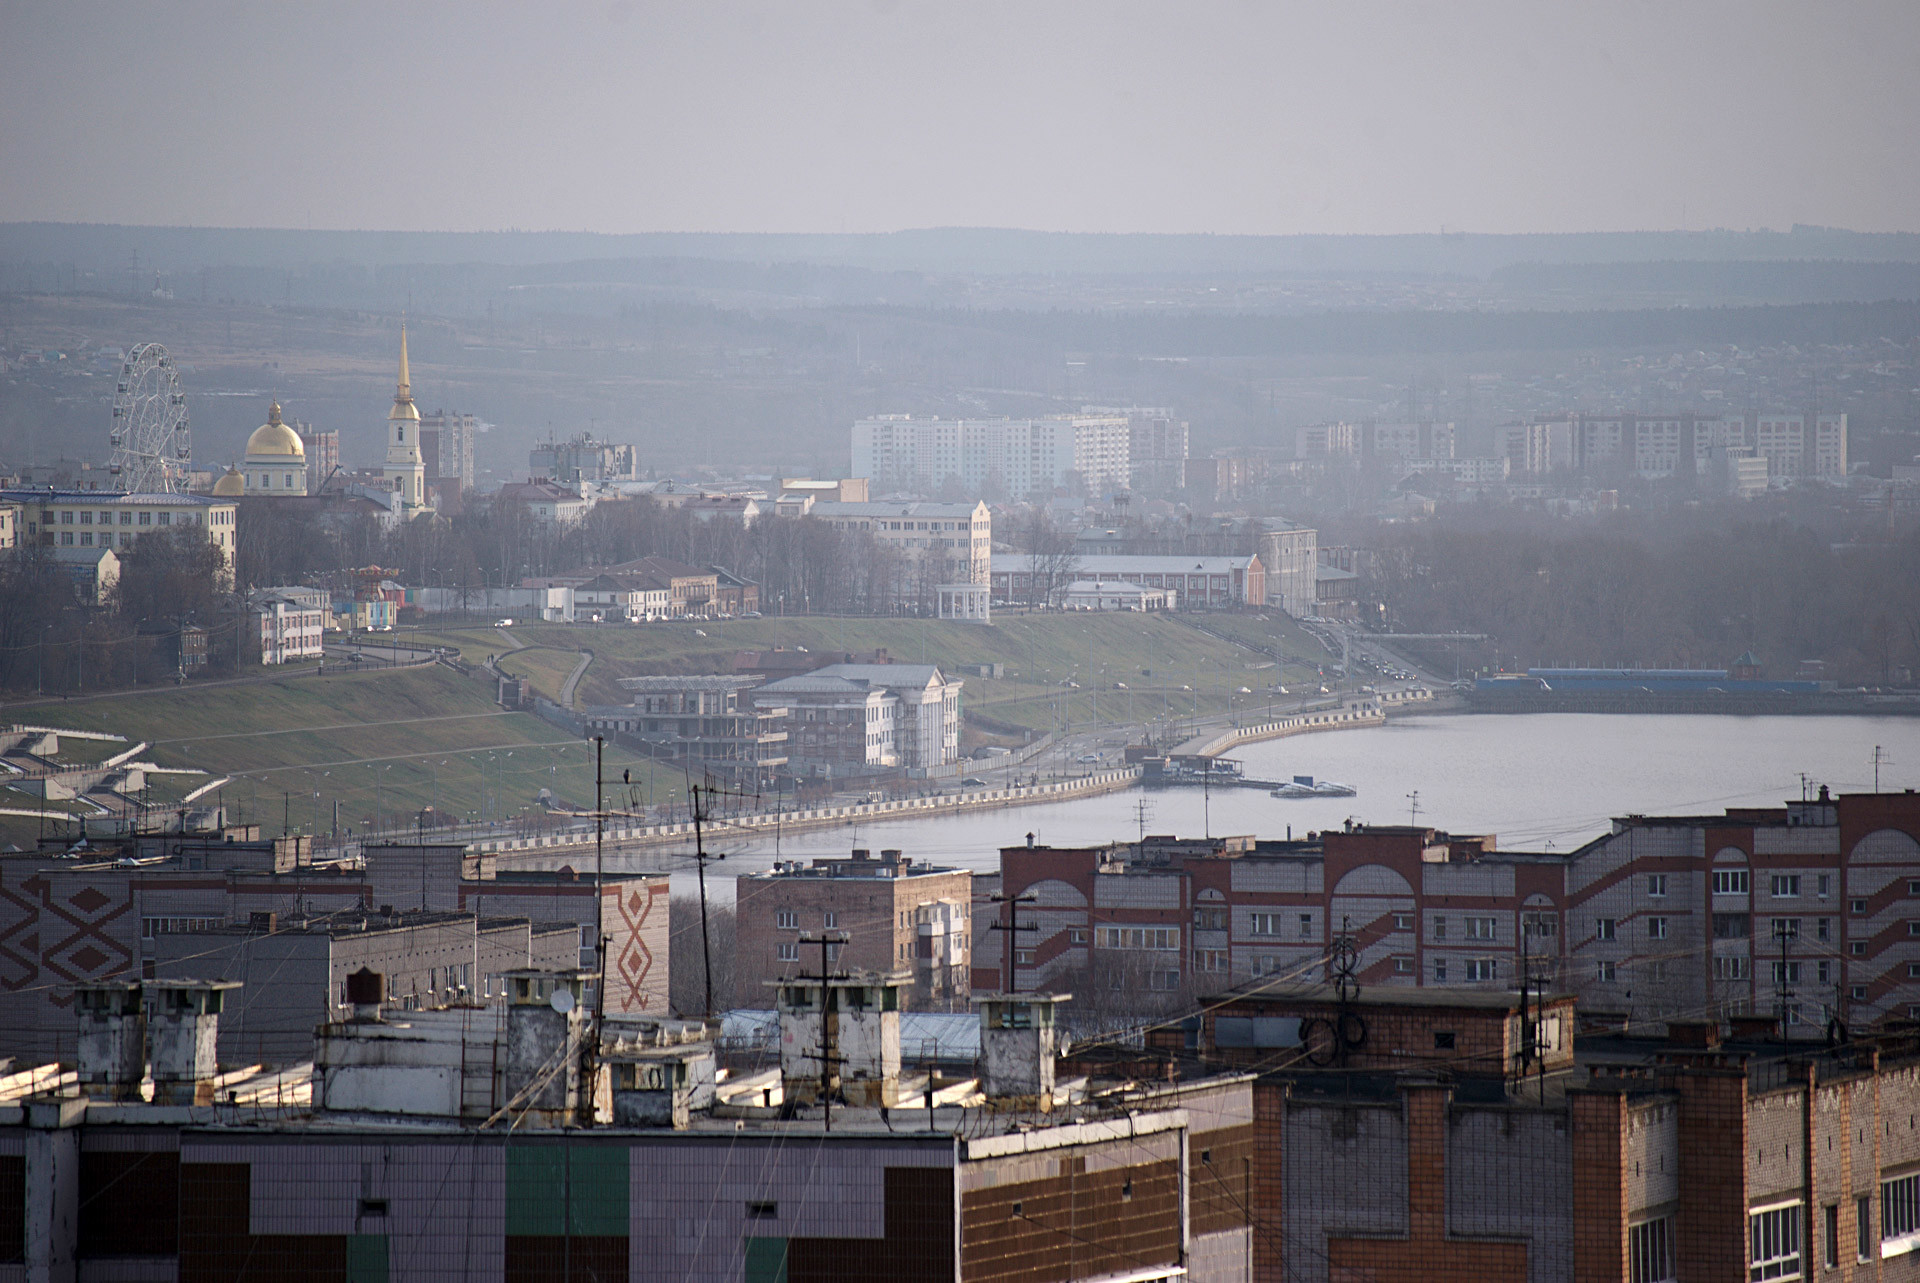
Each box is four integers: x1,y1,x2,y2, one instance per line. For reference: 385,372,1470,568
4,0,1917,236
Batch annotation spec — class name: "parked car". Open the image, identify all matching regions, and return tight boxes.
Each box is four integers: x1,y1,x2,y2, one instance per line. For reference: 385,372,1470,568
961,777,987,787
494,618,514,627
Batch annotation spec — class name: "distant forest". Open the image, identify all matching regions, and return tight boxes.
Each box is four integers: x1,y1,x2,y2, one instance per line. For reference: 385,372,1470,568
1362,504,1920,683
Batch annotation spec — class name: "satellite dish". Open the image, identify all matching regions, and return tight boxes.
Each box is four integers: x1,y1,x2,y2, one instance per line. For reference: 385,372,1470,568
550,988,575,1014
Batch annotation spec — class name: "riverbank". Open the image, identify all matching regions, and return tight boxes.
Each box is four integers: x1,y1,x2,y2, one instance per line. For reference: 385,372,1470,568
477,766,1142,867
479,690,1431,868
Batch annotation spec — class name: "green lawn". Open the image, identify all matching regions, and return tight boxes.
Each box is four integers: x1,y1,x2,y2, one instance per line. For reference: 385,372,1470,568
2,665,682,845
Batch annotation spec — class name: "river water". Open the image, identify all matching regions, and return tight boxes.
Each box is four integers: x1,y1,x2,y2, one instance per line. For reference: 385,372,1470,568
646,713,1920,896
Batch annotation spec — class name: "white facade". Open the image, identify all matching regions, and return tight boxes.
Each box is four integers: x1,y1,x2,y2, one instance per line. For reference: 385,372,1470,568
808,501,992,585
254,595,327,664
850,415,1130,497
383,328,428,511
1059,579,1173,611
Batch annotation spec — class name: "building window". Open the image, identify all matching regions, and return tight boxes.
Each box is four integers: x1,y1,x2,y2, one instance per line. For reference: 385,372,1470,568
1909,920,1920,937
1861,1194,1875,1261
1851,942,1867,957
1714,957,1750,981
1885,1173,1920,1251
1391,912,1413,931
1466,959,1496,982
1772,918,1801,941
1598,961,1618,982
1098,927,1178,951
1432,916,1447,940
1466,916,1496,941
1249,912,1281,937
1298,913,1313,937
1194,907,1228,930
1818,875,1832,898
1393,957,1413,974
1853,985,1869,1001
1630,1214,1675,1283
1596,917,1617,941
1817,918,1832,942
1749,1204,1801,1280
1852,898,1869,914
776,942,799,962
1069,928,1089,944
1714,870,1750,895
776,910,798,929
1825,1204,1840,1269
1433,959,1448,982
1647,874,1668,897
1771,961,1802,985
823,910,837,929
1713,913,1751,939
1648,917,1668,940
1772,875,1802,898
1434,1031,1455,1049
1014,950,1034,965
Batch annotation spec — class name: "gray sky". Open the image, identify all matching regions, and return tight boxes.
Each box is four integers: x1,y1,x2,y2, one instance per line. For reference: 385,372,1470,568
4,0,1916,236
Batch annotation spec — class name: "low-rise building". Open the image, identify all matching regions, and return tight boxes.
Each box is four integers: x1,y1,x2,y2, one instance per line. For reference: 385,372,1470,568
993,552,1265,609
1059,578,1173,611
496,478,593,524
737,848,974,1009
250,588,328,663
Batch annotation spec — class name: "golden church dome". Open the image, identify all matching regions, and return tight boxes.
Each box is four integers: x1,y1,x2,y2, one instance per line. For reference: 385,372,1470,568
246,400,305,458
211,466,246,497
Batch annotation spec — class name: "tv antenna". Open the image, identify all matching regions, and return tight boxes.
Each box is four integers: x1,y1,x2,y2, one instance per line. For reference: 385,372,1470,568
1873,745,1892,793
795,931,850,1131
1406,789,1421,827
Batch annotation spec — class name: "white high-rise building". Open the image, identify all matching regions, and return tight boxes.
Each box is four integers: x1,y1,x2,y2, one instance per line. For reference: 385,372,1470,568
850,415,1130,498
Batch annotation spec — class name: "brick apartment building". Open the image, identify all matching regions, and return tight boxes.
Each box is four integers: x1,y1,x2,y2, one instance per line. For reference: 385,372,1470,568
0,831,669,1060
1056,977,1920,1282
737,849,972,1010
984,790,1920,1035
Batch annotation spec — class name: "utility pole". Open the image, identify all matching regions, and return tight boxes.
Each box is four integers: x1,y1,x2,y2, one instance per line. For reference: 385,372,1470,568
583,735,607,1127
796,931,849,1132
1872,745,1891,793
989,890,1039,993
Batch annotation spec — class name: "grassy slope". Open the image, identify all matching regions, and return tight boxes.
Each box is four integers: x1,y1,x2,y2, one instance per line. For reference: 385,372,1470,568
398,612,1331,733
1,665,675,845
1,612,1331,846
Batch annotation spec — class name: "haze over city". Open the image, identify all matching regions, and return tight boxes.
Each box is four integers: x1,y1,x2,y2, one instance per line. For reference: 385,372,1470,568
5,0,1920,235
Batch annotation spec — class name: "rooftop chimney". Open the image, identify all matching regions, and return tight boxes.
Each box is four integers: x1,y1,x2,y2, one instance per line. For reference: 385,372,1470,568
503,970,590,1126
345,967,384,1021
974,992,1069,1108
774,972,906,1108
146,980,241,1104
74,981,145,1101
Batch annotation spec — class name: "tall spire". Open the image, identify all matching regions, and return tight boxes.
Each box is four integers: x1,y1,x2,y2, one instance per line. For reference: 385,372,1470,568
395,324,412,402
389,324,419,422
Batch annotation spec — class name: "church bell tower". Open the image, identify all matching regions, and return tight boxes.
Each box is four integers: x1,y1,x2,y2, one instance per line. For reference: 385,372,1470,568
383,326,427,510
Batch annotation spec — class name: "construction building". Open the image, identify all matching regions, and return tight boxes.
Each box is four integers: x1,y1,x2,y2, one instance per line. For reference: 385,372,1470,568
586,675,790,788
736,848,974,1010
753,662,963,774
528,430,639,484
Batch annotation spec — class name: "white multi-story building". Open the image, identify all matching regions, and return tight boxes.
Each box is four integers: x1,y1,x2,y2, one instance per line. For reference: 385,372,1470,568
850,416,1130,497
1081,406,1190,493
250,589,328,665
1364,421,1455,461
808,501,991,586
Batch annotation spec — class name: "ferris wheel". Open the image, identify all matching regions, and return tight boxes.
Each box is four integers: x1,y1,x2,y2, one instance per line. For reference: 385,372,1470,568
109,343,191,492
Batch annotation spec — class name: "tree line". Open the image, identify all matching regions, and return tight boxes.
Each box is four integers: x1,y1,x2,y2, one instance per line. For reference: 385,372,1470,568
1359,502,1920,683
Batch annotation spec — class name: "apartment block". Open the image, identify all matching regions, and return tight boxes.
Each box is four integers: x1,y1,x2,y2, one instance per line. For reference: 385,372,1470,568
736,848,973,1010
1,486,238,578
985,790,1920,1035
850,415,1131,497
808,500,991,588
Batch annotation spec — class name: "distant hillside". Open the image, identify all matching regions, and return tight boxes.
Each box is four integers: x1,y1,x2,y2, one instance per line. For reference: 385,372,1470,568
5,222,1920,280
